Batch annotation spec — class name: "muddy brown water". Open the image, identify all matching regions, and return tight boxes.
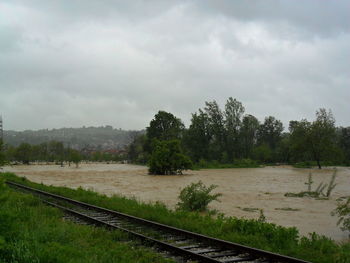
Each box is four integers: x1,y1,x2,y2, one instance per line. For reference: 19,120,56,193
3,163,350,242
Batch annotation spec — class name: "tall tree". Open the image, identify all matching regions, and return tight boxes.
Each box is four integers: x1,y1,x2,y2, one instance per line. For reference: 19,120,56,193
224,97,245,160
309,109,337,169
257,116,284,150
14,143,32,164
240,114,259,158
146,111,184,141
289,119,312,163
183,110,211,162
289,109,338,169
204,100,225,160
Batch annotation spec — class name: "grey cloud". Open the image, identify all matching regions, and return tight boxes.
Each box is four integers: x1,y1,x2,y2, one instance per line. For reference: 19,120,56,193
0,1,349,131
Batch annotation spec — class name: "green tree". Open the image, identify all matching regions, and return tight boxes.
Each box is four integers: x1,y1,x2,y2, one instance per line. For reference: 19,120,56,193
240,114,259,158
204,100,225,160
309,109,338,169
290,109,338,169
146,111,184,142
128,134,148,164
224,97,245,160
257,116,284,151
253,143,272,163
14,143,32,164
289,119,311,163
183,110,211,162
148,140,192,175
69,149,82,168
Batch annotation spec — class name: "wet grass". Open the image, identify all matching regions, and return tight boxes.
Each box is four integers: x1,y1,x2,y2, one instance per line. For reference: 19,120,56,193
1,172,350,263
0,177,173,263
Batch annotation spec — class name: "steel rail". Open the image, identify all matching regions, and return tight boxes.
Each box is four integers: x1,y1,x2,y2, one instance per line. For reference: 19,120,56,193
6,180,312,263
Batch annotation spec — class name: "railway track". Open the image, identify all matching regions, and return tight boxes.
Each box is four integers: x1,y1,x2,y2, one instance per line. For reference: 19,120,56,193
6,181,311,263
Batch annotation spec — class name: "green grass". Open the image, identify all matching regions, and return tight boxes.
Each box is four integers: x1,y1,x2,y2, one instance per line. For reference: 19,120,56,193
1,172,350,263
0,177,173,263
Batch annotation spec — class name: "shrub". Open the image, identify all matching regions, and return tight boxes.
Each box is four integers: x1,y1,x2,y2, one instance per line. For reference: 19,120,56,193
332,197,350,236
177,181,222,212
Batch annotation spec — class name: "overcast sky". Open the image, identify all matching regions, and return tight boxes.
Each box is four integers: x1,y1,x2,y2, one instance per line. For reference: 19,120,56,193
1,1,349,131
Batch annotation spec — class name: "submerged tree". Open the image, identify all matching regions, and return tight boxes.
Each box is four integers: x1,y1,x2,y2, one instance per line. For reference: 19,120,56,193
148,139,192,175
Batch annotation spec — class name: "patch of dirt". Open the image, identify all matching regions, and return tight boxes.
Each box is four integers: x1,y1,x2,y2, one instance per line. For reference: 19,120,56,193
3,163,350,242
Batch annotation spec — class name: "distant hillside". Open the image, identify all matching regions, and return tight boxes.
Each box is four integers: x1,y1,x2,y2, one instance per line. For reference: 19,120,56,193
3,126,143,150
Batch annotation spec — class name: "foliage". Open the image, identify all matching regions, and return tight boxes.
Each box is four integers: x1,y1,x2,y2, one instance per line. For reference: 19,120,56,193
177,181,222,212
253,143,272,163
2,173,350,263
339,127,350,165
257,116,284,150
148,140,192,175
0,178,173,263
146,111,184,145
14,143,32,164
128,134,148,164
289,109,339,169
69,149,82,167
127,98,349,168
183,110,211,162
224,97,245,160
332,197,350,235
240,114,260,158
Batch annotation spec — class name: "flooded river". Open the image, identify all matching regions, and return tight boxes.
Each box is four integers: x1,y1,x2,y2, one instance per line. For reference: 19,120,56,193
3,163,350,242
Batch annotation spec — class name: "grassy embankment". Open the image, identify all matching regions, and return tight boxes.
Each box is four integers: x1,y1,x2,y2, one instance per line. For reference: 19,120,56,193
0,176,173,263
1,172,350,263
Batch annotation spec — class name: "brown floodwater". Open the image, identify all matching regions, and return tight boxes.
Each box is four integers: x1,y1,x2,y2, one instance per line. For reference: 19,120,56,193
3,163,350,242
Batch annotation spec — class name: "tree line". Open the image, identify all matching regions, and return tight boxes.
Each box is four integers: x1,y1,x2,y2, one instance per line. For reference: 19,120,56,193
128,97,350,170
0,140,126,166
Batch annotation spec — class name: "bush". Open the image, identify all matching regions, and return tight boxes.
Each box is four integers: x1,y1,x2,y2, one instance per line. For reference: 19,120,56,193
177,181,222,212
